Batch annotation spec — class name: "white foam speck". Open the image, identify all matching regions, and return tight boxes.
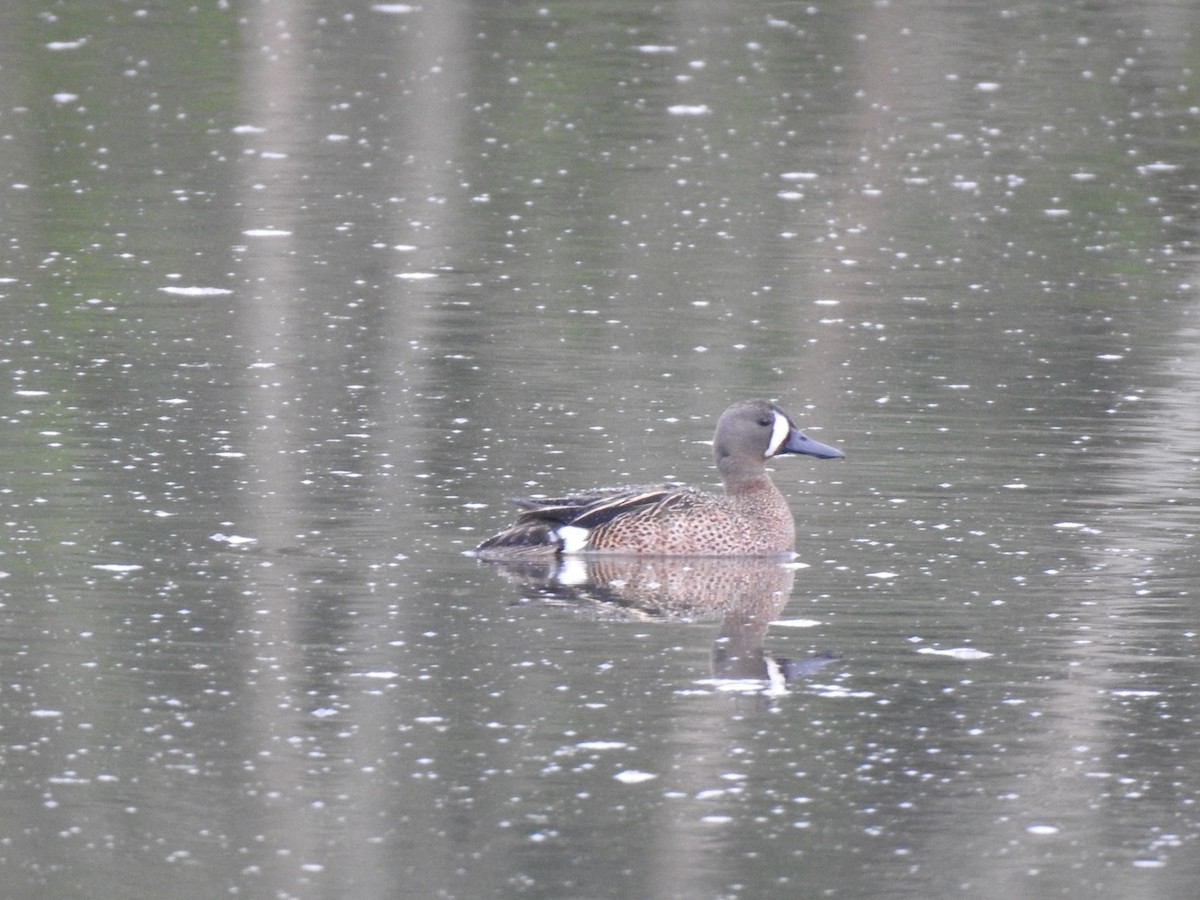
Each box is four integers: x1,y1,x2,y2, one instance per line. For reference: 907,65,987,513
577,741,627,751
614,770,657,784
209,533,256,546
917,647,993,660
159,286,234,297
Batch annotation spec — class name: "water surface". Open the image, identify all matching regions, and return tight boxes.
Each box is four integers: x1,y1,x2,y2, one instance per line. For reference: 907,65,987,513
1,1,1199,898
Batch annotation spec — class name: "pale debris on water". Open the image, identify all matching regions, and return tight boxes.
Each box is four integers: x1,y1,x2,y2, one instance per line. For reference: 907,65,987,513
771,618,821,628
614,770,657,784
159,286,234,297
917,647,993,660
210,533,256,546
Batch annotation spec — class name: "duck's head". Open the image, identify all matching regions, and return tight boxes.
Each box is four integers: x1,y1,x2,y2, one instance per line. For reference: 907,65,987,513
714,399,843,480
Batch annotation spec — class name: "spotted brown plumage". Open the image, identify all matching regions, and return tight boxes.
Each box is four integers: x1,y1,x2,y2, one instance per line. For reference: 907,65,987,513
473,399,843,558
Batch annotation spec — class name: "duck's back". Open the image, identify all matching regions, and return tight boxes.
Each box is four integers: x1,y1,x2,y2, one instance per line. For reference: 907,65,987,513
475,480,795,557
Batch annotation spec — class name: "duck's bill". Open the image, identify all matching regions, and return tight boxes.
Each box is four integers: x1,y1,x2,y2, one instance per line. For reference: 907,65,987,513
780,428,844,460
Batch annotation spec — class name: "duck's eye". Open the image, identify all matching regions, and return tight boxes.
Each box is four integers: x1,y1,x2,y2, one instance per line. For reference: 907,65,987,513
757,416,773,427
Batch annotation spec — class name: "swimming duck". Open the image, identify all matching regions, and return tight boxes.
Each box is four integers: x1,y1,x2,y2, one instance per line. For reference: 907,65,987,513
473,399,842,557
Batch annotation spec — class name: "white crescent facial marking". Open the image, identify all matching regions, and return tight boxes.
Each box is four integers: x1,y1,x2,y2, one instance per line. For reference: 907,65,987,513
766,410,791,457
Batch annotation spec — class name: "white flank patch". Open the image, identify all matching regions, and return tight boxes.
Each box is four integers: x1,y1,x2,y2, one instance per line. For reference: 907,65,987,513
557,525,590,554
766,411,791,457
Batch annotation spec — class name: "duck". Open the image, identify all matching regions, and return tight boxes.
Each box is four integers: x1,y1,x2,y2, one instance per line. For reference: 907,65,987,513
473,399,842,558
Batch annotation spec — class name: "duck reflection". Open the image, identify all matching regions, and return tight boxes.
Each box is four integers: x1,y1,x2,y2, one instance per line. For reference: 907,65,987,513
481,555,839,691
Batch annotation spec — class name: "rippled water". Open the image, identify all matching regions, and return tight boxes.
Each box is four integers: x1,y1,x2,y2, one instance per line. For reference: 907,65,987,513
1,1,1199,897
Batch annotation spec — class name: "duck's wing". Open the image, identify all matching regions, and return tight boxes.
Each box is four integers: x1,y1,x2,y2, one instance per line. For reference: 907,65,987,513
474,484,690,558
516,485,681,527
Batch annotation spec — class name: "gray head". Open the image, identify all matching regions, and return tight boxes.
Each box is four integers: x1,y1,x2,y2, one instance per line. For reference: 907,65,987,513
713,399,843,485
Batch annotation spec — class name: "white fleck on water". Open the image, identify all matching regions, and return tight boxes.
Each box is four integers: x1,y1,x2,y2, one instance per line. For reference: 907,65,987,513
577,741,627,751
614,770,657,784
159,286,234,297
209,533,256,546
917,647,993,660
